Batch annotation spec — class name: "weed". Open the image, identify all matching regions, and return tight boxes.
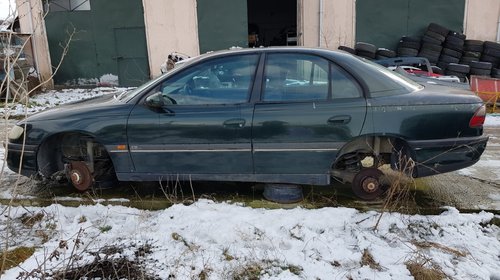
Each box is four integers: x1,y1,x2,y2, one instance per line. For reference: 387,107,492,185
406,258,446,280
222,247,235,261
0,246,36,274
78,215,87,223
361,249,382,271
99,225,112,233
20,212,44,227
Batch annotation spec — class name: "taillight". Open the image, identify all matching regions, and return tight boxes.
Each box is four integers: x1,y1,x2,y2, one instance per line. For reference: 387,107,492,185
469,105,486,128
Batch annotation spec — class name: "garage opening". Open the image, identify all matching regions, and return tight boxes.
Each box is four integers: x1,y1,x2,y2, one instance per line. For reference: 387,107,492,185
247,0,297,47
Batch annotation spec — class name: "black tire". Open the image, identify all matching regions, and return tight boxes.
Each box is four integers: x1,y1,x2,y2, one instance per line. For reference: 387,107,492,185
443,42,464,52
446,63,470,73
422,35,442,45
448,31,466,40
437,62,449,71
377,48,396,58
338,45,356,54
400,36,421,43
492,68,500,78
398,41,420,50
356,50,377,59
464,45,483,52
480,54,500,65
465,39,483,46
439,54,460,64
397,47,419,57
428,23,449,36
432,66,444,74
425,30,446,42
445,70,467,81
445,35,465,46
483,47,500,58
492,68,500,76
470,68,491,76
355,42,377,53
418,50,440,63
484,41,500,50
441,48,462,58
421,43,442,52
462,51,481,59
470,61,493,70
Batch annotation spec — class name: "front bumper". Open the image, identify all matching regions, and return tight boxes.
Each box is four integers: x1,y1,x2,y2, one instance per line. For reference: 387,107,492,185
6,142,39,176
408,135,489,178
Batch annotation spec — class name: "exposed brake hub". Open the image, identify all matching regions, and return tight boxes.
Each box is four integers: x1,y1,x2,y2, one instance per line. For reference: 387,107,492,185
66,161,93,191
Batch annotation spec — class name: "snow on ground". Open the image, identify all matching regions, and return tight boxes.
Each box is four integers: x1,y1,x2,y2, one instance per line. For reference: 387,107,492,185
0,201,499,279
485,113,500,126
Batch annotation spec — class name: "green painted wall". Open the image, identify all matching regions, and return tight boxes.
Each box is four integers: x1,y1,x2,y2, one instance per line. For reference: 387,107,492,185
45,0,149,86
356,0,466,50
197,0,248,53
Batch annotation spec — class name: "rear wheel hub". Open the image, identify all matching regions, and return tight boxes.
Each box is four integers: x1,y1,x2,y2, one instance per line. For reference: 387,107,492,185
67,161,93,191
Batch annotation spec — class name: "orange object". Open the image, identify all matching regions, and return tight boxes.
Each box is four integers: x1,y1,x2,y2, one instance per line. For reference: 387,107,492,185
470,75,500,111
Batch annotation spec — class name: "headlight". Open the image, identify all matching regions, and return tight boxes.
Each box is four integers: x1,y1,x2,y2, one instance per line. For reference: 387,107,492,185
8,125,24,140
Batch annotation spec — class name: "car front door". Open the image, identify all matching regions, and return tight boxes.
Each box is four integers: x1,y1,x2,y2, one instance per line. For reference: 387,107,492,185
252,53,367,175
127,54,259,176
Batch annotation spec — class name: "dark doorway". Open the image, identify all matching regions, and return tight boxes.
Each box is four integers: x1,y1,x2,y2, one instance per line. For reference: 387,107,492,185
247,0,297,47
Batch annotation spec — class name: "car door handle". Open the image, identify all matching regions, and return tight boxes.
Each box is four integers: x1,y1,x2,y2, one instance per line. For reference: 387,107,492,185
328,115,351,125
223,118,246,128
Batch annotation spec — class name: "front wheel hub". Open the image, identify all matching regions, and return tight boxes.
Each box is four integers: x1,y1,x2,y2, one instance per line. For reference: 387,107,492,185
66,161,93,191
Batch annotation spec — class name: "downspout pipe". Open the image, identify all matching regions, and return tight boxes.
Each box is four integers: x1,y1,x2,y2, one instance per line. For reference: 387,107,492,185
318,0,323,47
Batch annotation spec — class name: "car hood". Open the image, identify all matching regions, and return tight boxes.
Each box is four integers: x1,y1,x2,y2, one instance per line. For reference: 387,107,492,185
23,94,134,122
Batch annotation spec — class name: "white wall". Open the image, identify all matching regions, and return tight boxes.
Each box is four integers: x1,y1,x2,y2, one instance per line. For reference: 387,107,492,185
16,0,53,89
464,0,500,42
142,0,200,78
300,0,356,49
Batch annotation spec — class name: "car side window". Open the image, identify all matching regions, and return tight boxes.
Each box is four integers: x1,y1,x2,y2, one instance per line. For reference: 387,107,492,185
331,64,363,99
153,54,259,105
263,54,329,102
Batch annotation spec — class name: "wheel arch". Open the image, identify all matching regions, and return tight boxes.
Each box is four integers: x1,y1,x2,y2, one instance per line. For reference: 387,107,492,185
37,130,112,177
332,134,413,171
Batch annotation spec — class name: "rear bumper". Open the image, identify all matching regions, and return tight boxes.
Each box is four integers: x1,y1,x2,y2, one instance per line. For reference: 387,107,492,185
6,142,39,176
408,135,488,178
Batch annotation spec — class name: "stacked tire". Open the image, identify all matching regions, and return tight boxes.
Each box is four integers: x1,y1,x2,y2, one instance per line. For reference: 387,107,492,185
440,31,468,79
481,41,500,69
376,48,396,60
460,40,483,66
355,42,377,60
445,63,470,82
397,36,420,57
338,45,356,54
418,23,448,64
470,61,493,77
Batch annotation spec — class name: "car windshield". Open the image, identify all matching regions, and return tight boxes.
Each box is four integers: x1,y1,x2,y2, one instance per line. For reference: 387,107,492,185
115,74,166,102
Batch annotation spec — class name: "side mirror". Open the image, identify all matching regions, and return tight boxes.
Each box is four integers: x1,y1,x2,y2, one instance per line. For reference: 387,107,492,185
145,92,165,108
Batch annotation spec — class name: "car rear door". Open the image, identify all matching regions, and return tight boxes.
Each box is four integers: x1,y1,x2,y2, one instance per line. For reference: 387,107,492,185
252,52,367,175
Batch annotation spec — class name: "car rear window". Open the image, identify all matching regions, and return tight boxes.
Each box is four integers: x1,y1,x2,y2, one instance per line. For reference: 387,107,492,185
349,56,423,97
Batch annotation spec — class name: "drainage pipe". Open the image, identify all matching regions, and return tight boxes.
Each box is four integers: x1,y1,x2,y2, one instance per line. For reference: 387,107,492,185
318,0,323,47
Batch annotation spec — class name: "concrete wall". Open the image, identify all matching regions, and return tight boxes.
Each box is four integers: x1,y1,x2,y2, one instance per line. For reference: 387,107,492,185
464,0,500,42
16,0,53,89
142,0,200,78
299,0,356,49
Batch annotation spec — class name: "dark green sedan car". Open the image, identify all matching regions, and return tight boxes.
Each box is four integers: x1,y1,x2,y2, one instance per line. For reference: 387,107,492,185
7,47,488,199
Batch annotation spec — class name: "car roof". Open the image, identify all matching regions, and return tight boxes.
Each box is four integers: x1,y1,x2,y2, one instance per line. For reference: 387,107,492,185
185,47,355,65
